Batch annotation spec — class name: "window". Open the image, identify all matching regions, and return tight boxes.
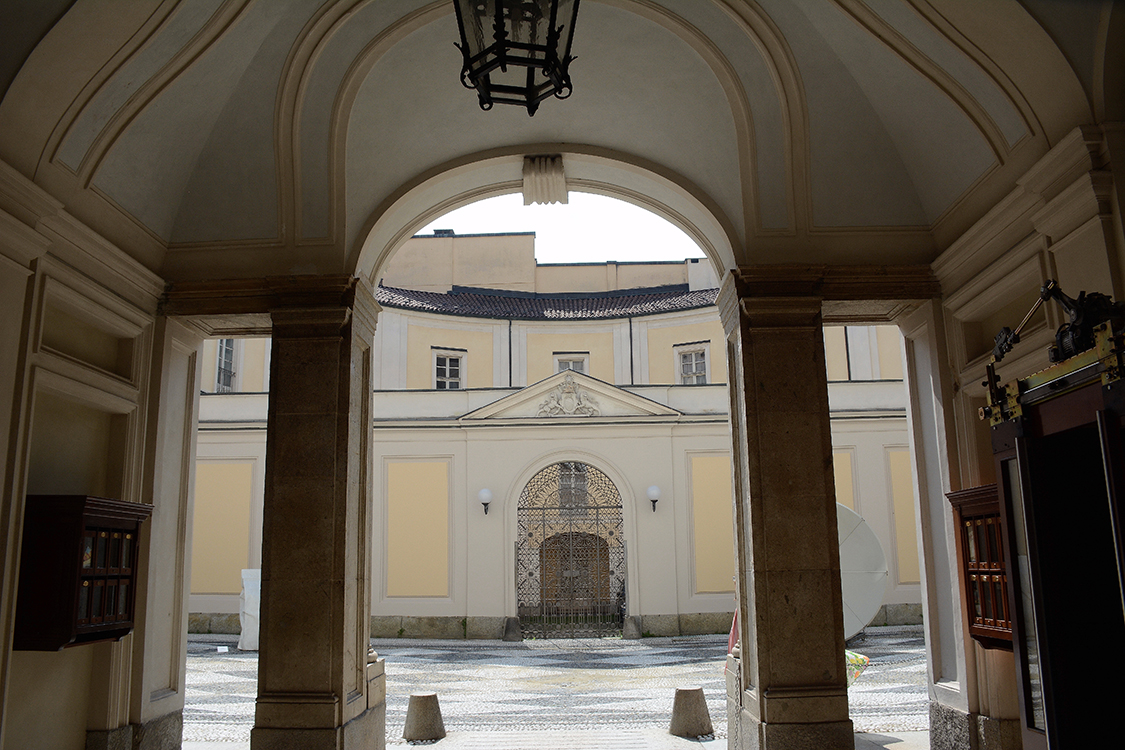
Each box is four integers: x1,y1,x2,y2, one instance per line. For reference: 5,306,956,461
554,352,589,374
433,348,465,389
679,348,707,385
216,338,237,393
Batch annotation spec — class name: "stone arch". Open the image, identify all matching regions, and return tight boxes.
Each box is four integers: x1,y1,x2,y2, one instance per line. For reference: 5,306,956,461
350,145,741,285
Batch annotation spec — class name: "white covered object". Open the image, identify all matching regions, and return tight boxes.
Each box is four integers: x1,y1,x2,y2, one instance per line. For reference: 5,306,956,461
837,504,889,640
238,568,261,651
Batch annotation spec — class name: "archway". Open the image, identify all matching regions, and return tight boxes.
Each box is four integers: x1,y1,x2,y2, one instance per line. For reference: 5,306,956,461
516,461,626,637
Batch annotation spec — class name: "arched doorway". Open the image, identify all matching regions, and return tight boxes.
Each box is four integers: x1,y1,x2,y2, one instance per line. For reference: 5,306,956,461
517,461,625,637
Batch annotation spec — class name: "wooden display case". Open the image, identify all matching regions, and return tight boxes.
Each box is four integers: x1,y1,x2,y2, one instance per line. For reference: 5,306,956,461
947,484,1012,650
15,495,153,651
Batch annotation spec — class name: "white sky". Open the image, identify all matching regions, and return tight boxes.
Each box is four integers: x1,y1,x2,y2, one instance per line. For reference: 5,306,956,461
418,192,705,264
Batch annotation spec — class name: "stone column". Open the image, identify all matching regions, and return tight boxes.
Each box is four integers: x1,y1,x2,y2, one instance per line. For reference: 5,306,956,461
718,271,852,750
252,278,383,749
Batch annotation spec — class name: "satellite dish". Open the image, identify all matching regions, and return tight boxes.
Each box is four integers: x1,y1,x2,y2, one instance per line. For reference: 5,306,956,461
837,503,889,640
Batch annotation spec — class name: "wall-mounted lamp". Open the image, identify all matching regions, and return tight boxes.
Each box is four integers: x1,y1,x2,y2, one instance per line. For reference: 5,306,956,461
646,485,661,512
478,488,493,515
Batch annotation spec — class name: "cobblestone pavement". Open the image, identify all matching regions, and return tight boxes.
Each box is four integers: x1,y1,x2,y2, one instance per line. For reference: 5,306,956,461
184,625,927,748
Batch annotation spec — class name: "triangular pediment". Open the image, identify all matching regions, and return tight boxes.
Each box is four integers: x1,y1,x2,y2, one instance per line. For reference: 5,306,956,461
461,371,681,421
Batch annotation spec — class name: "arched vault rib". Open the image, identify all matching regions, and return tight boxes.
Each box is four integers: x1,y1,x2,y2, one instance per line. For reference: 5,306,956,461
832,0,1016,162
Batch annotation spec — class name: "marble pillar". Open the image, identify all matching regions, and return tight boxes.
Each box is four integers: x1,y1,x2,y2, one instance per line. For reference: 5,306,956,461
718,271,852,750
252,279,383,749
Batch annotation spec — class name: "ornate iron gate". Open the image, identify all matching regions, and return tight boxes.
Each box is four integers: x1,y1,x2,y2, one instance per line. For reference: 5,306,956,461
517,462,626,637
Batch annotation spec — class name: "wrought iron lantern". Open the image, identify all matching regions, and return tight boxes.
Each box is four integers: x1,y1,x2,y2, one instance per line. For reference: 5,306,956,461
454,0,580,116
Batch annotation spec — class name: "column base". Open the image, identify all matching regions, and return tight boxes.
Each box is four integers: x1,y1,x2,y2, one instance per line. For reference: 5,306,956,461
730,707,854,750
85,726,132,750
130,711,183,750
251,704,385,750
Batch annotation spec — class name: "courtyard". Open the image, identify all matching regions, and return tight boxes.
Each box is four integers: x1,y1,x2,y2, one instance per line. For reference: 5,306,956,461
183,626,927,749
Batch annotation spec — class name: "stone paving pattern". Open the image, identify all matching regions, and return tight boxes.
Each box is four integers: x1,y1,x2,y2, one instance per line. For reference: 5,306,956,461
184,625,927,746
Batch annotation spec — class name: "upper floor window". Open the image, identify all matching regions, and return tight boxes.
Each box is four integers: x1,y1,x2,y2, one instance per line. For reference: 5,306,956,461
554,352,589,374
433,347,464,389
216,338,237,393
676,343,708,385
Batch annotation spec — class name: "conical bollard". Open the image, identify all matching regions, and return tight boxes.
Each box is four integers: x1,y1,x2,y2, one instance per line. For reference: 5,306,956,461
669,685,713,738
403,692,446,741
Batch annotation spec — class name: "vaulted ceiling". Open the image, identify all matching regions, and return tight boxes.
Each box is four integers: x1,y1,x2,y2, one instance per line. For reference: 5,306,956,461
0,0,1119,281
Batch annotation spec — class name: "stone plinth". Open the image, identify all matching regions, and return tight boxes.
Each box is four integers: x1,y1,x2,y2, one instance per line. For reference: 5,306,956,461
669,686,713,738
403,693,446,741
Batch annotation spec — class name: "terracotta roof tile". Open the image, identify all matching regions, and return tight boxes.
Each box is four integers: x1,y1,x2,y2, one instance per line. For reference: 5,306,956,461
376,284,718,320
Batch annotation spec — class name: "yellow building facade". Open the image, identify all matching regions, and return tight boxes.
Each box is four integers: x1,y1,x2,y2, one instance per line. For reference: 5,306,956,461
190,232,920,638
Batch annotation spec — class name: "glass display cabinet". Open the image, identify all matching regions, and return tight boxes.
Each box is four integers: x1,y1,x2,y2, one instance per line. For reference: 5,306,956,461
982,313,1125,749
946,484,1012,650
15,495,153,651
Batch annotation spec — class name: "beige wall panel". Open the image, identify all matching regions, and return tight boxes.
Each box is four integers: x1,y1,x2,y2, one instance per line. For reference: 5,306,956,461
833,451,855,510
535,264,612,293
406,324,493,389
875,326,904,380
888,448,920,584
41,304,129,377
6,649,93,750
526,331,615,383
26,393,113,497
691,454,735,594
824,327,849,381
615,264,685,289
453,235,536,290
381,237,455,290
387,461,450,597
1050,218,1116,299
200,339,218,392
241,338,269,391
191,462,253,595
646,321,724,384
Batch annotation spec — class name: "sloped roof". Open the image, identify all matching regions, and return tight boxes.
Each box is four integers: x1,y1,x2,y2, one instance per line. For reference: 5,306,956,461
376,284,719,321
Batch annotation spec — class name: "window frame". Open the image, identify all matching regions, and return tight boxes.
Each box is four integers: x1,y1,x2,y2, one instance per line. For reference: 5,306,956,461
673,341,710,385
432,347,466,390
553,351,590,375
215,338,240,393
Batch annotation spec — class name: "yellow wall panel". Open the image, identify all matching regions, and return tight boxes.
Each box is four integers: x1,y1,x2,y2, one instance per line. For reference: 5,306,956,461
888,449,920,584
387,461,450,597
824,327,849,381
875,326,904,380
242,338,269,391
833,451,854,510
526,331,615,384
691,454,735,593
646,321,724,384
406,324,494,388
191,462,253,594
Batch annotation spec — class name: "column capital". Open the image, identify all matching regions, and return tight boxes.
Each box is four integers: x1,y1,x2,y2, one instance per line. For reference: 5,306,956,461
162,274,380,337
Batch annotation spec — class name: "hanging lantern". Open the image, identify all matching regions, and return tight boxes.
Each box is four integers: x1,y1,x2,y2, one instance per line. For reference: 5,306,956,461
454,0,580,116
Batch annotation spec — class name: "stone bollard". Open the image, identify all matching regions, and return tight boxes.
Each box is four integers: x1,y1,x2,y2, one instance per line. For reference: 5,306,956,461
669,685,713,738
403,692,446,741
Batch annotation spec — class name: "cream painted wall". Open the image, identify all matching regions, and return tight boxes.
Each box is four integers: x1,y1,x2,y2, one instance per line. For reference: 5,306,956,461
645,321,725,384
526,331,615,384
26,393,114,498
200,339,218,391
691,454,735,593
191,462,253,595
381,233,537,292
386,461,450,597
887,448,920,585
406,324,493,389
6,649,93,750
